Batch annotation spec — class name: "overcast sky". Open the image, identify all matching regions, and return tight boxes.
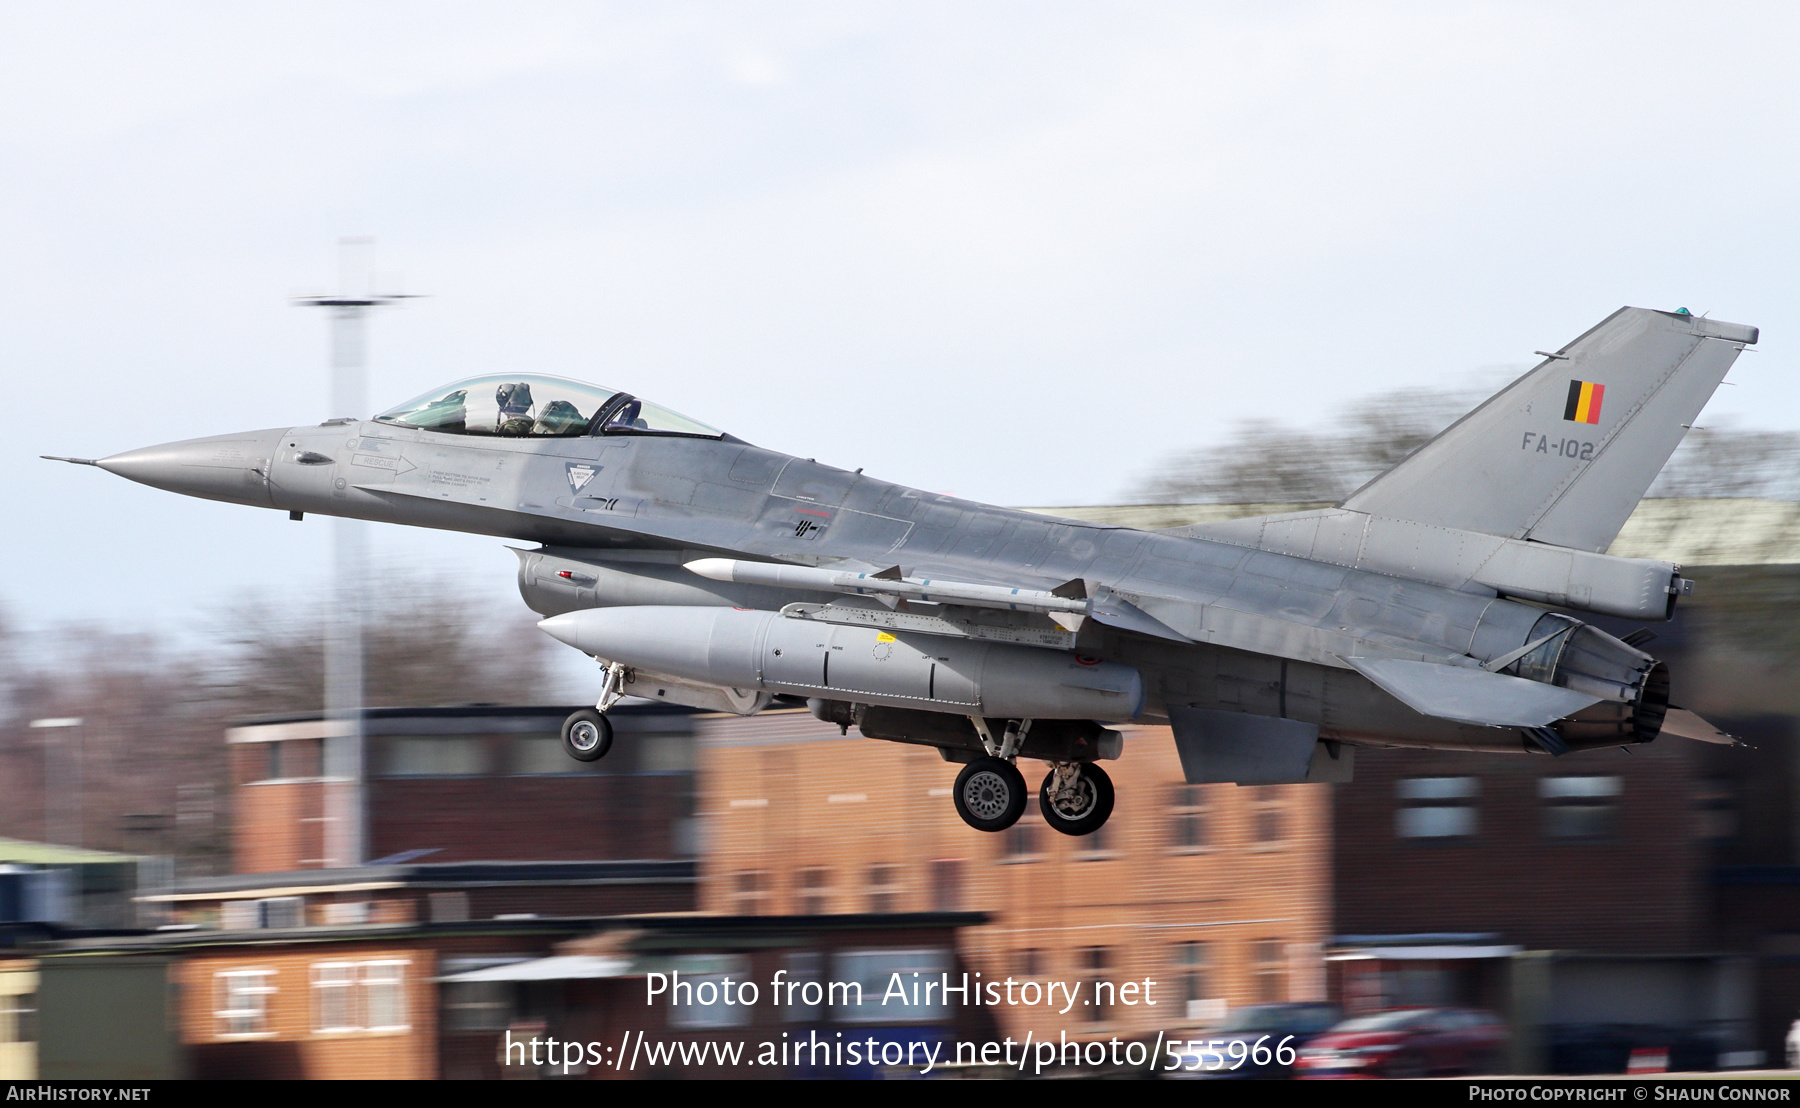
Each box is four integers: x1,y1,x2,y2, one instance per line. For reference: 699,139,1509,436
6,1,1800,645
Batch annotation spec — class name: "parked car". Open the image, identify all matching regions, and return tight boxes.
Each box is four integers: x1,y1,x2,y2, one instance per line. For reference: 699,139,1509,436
1295,1007,1508,1079
1163,1002,1344,1079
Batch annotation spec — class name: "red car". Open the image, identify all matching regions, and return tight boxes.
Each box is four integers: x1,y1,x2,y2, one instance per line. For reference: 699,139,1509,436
1295,1007,1508,1078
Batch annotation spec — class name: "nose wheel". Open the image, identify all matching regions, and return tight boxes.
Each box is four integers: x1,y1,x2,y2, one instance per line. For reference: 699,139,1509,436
1039,761,1114,836
561,709,613,762
563,660,628,763
953,757,1028,832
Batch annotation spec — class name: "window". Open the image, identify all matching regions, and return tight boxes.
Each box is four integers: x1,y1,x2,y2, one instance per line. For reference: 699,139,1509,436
781,952,824,1024
375,374,622,438
732,871,767,916
266,742,282,781
310,960,409,1033
259,897,304,929
1167,785,1209,851
363,961,408,1030
831,949,951,1024
1396,777,1480,839
1252,940,1287,1003
866,864,901,913
215,969,276,1037
1076,820,1112,857
1250,786,1287,843
379,736,489,777
312,963,356,1032
508,734,600,775
930,859,963,912
427,892,468,924
0,992,36,1046
1003,814,1039,860
1174,941,1218,1022
664,955,754,1030
1014,948,1043,978
1541,775,1622,839
797,868,832,915
1081,947,1111,1023
440,958,526,1031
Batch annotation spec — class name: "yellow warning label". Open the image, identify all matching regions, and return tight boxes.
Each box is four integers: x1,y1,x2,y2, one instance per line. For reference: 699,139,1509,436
875,632,897,643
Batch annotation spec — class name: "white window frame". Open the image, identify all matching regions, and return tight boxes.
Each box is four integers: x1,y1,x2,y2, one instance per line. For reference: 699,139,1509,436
361,960,410,1032
311,962,358,1033
214,969,276,1038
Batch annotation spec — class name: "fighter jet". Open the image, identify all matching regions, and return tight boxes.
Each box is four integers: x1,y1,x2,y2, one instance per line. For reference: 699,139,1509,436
49,306,1752,836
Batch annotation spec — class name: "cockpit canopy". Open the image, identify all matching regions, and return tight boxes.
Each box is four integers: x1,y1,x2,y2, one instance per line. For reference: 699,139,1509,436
373,374,723,439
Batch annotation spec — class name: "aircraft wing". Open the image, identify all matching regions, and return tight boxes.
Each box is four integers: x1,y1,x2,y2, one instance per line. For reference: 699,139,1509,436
1343,656,1602,728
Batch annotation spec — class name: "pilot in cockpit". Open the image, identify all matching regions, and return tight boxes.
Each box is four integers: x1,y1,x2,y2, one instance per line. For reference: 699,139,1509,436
533,399,587,436
495,381,535,436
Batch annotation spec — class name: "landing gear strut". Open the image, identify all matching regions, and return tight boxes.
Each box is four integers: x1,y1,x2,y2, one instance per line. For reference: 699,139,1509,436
1039,761,1114,836
562,661,628,763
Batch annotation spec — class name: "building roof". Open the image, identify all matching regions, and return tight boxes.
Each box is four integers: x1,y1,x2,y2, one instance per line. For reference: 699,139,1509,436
139,859,697,902
228,700,699,731
0,837,139,865
35,911,994,956
1029,498,1800,566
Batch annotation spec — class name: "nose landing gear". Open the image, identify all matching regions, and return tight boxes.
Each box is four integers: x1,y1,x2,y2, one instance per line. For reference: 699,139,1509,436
562,660,628,763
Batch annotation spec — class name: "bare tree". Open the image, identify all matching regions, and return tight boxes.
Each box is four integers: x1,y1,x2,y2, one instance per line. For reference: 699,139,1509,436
2,568,558,875
1132,384,1800,505
206,569,554,717
1131,386,1477,504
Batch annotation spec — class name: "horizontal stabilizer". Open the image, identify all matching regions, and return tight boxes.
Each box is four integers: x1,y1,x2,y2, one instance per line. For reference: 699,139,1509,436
1167,707,1335,784
1660,707,1739,745
1344,656,1601,729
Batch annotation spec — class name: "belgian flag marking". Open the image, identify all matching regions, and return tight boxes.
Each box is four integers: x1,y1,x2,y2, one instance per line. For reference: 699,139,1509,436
1563,380,1605,424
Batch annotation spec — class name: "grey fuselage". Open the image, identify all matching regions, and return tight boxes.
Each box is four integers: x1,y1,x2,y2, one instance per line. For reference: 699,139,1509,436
122,414,1656,756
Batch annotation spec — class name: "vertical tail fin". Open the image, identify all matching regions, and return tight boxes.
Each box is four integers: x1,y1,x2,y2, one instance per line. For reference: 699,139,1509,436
1340,307,1756,552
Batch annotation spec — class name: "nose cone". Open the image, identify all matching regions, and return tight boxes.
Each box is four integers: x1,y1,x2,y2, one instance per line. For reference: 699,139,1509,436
97,428,286,508
537,612,585,650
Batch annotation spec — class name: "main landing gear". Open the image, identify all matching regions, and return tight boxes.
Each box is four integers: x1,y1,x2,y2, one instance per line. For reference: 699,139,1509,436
562,661,627,763
948,718,1115,837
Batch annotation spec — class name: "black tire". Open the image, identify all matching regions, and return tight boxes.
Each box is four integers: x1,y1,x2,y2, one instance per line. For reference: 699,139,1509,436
953,757,1028,832
1039,762,1115,836
561,709,613,762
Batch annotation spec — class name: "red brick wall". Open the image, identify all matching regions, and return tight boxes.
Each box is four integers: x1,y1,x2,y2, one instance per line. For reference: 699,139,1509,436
235,781,326,874
368,775,688,863
1333,741,1704,952
177,943,437,1080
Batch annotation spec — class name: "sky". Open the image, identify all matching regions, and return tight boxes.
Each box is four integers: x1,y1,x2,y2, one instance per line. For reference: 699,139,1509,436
5,0,1800,648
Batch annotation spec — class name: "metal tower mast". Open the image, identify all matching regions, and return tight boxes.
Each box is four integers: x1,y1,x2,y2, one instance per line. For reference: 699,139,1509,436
295,237,416,868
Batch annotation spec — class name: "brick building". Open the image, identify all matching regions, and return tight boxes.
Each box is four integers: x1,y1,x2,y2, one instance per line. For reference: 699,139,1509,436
30,912,990,1079
694,709,1334,1040
1334,739,1707,957
228,704,698,871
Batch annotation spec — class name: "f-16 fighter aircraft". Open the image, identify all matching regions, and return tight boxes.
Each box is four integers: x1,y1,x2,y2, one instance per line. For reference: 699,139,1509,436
51,306,1752,836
